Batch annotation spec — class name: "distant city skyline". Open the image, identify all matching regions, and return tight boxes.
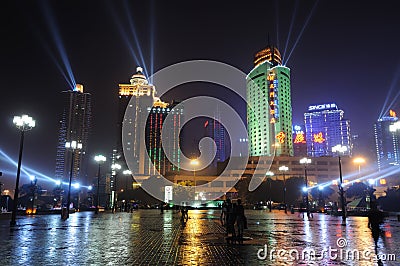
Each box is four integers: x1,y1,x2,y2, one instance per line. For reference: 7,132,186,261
1,1,400,190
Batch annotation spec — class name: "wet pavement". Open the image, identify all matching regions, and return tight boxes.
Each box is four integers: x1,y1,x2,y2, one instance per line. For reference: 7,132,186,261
0,209,399,265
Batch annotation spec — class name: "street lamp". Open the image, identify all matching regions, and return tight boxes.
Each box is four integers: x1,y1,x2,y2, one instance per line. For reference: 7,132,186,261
332,144,347,226
94,155,106,214
10,114,35,226
353,157,365,182
111,163,121,212
122,169,132,191
300,157,311,218
266,171,274,212
28,175,37,214
190,159,199,200
278,165,289,213
63,140,82,220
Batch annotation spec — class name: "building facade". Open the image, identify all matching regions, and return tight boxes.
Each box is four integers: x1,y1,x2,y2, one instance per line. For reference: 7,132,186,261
374,110,400,170
204,115,227,165
55,84,91,183
247,45,293,157
304,103,351,157
118,67,156,175
145,99,183,175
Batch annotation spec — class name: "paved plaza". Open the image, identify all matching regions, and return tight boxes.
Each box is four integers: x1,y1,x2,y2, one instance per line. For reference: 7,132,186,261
0,209,399,265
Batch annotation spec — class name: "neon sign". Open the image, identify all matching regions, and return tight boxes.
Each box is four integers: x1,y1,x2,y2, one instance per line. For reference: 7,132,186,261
276,132,285,144
267,73,279,124
308,103,337,111
294,133,306,144
313,132,325,143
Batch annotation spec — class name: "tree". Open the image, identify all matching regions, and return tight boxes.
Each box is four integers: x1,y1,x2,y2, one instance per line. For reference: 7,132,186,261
345,182,369,199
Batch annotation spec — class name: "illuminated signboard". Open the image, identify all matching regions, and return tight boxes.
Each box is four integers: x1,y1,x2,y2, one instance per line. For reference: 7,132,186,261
164,186,173,203
276,132,285,144
390,109,397,118
267,73,279,124
294,132,306,144
313,132,325,143
308,103,337,111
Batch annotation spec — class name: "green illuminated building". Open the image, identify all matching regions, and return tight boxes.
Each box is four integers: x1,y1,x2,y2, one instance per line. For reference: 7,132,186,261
246,46,293,156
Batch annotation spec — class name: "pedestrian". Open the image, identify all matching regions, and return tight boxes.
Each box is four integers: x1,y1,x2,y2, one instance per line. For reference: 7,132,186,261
220,200,227,226
226,201,237,240
368,201,384,266
236,199,246,243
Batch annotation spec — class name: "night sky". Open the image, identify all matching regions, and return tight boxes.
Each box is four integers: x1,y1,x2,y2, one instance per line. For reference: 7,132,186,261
1,1,399,189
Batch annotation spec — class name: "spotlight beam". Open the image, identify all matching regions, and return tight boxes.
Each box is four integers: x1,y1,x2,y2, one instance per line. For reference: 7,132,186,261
123,0,149,77
379,63,400,118
284,0,320,65
35,32,74,89
282,0,299,63
274,0,280,49
106,1,143,72
40,1,76,89
0,149,90,188
150,0,155,83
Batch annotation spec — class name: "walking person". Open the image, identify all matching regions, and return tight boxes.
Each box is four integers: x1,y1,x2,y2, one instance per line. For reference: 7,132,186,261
226,201,237,243
236,199,246,244
220,200,228,226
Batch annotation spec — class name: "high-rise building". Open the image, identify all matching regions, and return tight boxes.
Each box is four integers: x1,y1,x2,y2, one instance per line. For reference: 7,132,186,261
304,103,351,157
145,99,183,175
246,45,293,156
55,84,91,183
374,110,400,170
204,116,227,165
117,67,156,175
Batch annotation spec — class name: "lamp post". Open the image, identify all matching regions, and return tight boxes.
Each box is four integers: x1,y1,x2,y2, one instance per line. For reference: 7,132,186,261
111,163,121,212
278,166,289,213
353,157,365,182
266,171,274,212
10,114,35,226
332,144,347,226
63,140,82,220
29,175,37,214
94,155,106,214
190,159,199,200
300,157,311,218
123,169,132,191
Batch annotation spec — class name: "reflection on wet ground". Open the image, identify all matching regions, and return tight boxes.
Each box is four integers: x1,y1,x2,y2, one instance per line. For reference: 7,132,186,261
0,210,398,265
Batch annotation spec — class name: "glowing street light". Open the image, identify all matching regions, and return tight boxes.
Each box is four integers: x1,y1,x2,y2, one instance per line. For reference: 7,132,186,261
122,169,132,191
10,114,35,226
63,140,82,220
94,154,106,214
332,144,347,226
353,157,365,181
300,157,311,218
190,159,199,200
278,165,289,213
111,163,121,212
266,171,274,212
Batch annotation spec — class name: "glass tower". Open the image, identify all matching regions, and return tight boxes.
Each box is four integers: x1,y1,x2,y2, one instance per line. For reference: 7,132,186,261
304,103,351,157
374,112,399,170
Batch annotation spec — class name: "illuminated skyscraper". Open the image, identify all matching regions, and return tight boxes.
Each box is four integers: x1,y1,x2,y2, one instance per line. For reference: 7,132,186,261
204,115,227,164
117,67,156,175
145,99,183,175
304,103,351,157
374,110,400,170
55,84,91,183
246,45,293,156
